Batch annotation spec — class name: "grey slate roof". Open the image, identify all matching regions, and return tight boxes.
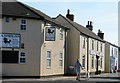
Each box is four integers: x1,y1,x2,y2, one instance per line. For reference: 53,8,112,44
55,14,105,42
1,1,68,29
1,2,43,19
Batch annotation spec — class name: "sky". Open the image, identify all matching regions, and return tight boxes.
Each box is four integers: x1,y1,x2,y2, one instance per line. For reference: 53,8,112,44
18,0,119,46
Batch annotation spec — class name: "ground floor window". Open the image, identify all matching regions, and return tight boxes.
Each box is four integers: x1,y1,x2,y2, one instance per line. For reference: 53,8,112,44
47,51,51,68
82,55,85,68
19,52,26,64
100,57,103,68
91,56,94,68
59,52,63,67
1,50,19,63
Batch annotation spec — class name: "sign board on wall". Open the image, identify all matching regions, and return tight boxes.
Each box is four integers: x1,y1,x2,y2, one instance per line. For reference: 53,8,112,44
45,26,56,41
89,50,96,55
0,33,20,48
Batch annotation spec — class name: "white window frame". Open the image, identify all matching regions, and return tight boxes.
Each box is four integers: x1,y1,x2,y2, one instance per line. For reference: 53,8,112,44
20,19,27,31
47,50,51,68
60,29,64,40
92,40,94,50
91,56,94,68
100,43,102,52
19,52,26,64
83,37,85,48
59,52,63,67
82,55,85,68
97,41,99,51
100,57,103,68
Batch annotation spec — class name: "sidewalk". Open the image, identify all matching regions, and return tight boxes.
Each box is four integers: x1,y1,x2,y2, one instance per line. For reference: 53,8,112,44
2,73,120,82
90,73,120,79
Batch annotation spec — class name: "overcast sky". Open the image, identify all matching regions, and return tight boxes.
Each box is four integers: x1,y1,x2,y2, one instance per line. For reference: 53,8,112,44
18,0,119,46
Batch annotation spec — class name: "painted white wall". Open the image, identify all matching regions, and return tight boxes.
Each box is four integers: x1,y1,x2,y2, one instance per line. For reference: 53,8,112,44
110,45,119,71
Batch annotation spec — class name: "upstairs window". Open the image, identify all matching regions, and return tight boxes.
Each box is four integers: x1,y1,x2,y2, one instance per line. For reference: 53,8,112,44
60,29,63,40
83,37,86,48
92,40,94,50
20,19,27,30
97,41,99,51
100,43,103,52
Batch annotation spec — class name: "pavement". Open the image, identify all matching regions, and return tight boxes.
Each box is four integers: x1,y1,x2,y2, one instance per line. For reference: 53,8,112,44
1,73,120,83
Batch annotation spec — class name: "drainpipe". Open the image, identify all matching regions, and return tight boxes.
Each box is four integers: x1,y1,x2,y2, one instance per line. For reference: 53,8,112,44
64,28,68,75
87,37,89,72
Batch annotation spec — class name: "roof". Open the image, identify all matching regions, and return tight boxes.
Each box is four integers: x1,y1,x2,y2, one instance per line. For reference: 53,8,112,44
1,2,43,19
55,14,105,42
1,1,68,29
105,41,119,48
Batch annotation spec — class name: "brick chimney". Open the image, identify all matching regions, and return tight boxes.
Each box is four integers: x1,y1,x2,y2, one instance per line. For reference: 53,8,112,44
97,29,104,39
86,21,93,31
66,9,74,21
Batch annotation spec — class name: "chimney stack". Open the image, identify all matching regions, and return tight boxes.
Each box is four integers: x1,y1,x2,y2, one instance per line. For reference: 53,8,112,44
86,21,93,31
97,29,104,39
66,9,74,21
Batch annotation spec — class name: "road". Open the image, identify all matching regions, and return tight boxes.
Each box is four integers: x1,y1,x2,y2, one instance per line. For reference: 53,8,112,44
1,73,120,83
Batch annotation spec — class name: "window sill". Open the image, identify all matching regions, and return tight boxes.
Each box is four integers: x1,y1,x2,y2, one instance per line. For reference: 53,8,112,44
46,67,51,69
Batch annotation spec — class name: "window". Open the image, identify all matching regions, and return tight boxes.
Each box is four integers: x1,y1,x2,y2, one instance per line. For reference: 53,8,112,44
20,19,27,30
97,41,98,51
91,56,94,68
114,48,118,56
83,37,85,48
82,55,85,68
47,51,51,68
19,52,26,64
100,43,102,52
2,51,19,63
92,40,94,50
100,57,102,68
60,29,63,40
59,53,63,67
5,17,10,22
112,48,113,56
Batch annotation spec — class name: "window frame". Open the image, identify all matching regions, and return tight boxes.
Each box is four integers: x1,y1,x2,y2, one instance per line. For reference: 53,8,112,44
100,57,103,68
46,50,51,68
92,40,94,50
100,43,103,52
97,41,99,51
59,52,63,67
91,56,94,68
83,37,86,48
59,29,64,40
19,52,26,64
82,55,85,68
20,19,27,31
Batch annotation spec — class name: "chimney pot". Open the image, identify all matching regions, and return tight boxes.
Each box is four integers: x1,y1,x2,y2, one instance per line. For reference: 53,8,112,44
97,29,104,39
86,21,93,31
66,9,74,21
67,9,70,14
